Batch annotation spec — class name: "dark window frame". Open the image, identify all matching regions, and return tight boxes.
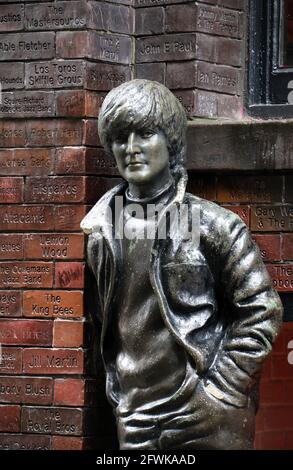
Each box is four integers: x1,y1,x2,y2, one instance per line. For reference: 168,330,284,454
248,0,293,117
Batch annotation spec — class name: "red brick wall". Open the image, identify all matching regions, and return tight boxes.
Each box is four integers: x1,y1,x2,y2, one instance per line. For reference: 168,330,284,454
0,0,129,450
134,0,246,119
187,172,293,450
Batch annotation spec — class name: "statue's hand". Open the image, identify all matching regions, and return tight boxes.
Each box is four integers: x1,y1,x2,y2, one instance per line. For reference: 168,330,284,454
182,380,255,447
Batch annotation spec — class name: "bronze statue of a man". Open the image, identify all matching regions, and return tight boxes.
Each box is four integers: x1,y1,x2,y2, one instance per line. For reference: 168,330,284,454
81,79,283,450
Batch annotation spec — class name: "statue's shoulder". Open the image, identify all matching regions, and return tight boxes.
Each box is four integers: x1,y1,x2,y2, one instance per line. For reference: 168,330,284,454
185,192,246,234
80,181,126,235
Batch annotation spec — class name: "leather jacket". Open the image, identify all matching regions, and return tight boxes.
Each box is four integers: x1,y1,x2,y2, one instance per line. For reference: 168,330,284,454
81,175,283,448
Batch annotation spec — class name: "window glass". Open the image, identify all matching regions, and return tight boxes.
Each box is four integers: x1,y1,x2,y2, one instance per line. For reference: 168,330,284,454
280,0,293,67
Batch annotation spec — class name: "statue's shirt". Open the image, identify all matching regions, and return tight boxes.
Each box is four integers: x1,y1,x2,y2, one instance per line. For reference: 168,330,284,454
113,187,192,417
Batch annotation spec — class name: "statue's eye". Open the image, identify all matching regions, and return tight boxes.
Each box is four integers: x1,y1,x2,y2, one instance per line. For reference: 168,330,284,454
140,130,154,138
114,134,127,144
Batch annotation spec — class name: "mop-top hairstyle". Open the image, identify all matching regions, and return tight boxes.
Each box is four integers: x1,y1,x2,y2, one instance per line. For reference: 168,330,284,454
98,79,187,176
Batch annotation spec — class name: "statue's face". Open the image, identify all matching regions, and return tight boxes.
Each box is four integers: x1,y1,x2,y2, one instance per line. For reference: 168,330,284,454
111,128,170,186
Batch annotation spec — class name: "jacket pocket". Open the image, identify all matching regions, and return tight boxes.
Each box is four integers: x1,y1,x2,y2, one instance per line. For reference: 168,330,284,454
161,262,215,312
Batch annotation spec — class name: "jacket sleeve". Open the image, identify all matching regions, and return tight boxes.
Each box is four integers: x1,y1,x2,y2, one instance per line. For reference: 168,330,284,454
87,232,104,324
204,213,283,408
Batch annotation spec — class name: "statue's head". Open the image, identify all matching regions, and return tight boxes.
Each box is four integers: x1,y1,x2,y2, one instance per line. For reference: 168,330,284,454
98,79,187,183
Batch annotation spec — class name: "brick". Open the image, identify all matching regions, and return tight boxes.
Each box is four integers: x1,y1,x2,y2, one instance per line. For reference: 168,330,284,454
259,379,285,405
25,1,88,30
0,91,55,118
193,89,217,117
196,33,243,67
281,380,293,404
194,89,244,120
172,90,195,117
216,93,243,119
195,61,240,95
135,62,165,83
187,174,216,200
25,176,86,203
217,176,283,203
262,405,293,430
24,233,84,260
0,376,53,405
86,176,122,199
26,119,83,147
271,353,293,378
26,60,85,89
55,147,118,176
54,378,99,407
56,31,132,65
252,235,281,262
85,176,116,203
86,62,131,91
136,34,197,63
54,378,86,406
55,262,85,289
23,290,84,319
251,205,293,232
0,205,54,231
22,406,83,436
53,320,84,347
0,62,24,90
283,234,293,260
194,3,243,39
0,319,52,346
0,235,24,260
56,30,88,58
23,348,84,374
0,405,20,432
0,32,55,61
0,347,22,374
257,430,285,450
261,355,272,380
55,147,86,175
54,205,88,231
0,177,23,203
0,4,24,31
135,7,164,35
85,148,118,176
166,61,196,89
166,4,197,32
0,434,50,451
222,205,250,226
89,2,134,34
284,430,293,450
0,121,26,147
56,90,105,118
0,148,54,176
0,290,21,317
0,261,53,288
52,435,84,450
267,264,293,292
83,119,101,146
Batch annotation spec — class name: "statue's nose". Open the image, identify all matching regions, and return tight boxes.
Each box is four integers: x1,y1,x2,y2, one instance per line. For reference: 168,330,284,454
126,132,139,155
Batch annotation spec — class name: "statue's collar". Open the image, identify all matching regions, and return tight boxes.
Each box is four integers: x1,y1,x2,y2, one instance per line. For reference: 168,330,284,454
80,171,188,236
